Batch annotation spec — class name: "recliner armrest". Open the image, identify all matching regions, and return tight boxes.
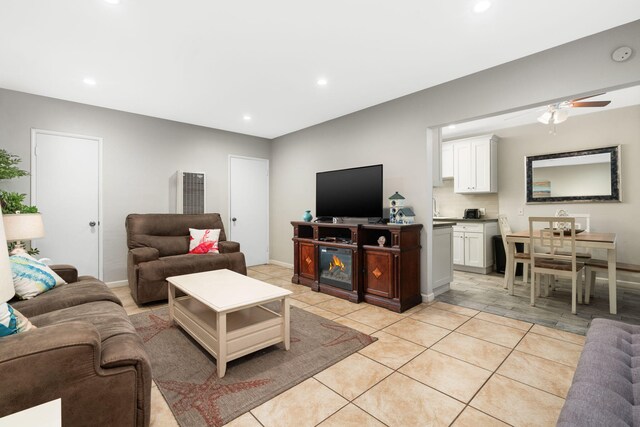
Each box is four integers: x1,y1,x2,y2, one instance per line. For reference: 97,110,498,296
50,264,78,283
219,240,240,254
128,247,160,265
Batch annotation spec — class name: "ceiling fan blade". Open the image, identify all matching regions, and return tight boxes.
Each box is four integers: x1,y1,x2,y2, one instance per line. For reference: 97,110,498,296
571,93,606,102
571,100,611,108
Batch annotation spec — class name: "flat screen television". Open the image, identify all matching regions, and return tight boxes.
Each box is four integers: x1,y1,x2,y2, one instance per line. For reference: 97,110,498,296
316,164,383,219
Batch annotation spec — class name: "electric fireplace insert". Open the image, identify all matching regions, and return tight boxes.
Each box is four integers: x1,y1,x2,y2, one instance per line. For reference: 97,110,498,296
318,246,352,291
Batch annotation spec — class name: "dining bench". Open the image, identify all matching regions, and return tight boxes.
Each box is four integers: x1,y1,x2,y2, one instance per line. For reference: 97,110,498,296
584,259,640,304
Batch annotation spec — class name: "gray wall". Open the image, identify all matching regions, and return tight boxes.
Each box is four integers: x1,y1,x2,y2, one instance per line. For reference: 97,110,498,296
496,105,640,264
0,88,270,282
270,20,640,296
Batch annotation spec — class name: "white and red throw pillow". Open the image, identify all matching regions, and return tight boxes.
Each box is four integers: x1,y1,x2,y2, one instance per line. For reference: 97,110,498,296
189,228,221,254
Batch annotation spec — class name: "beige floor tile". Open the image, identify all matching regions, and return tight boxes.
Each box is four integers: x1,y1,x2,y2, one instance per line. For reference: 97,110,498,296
251,378,347,427
317,404,385,427
315,298,366,316
292,291,335,305
399,303,429,316
359,331,425,369
497,351,575,398
530,324,586,346
515,333,582,367
289,298,310,308
333,317,377,335
247,271,272,281
277,283,312,295
400,349,492,403
452,406,509,427
344,305,405,330
431,301,480,317
410,307,471,330
271,269,295,280
354,373,465,427
150,385,179,427
223,412,262,427
432,332,511,371
456,318,527,348
264,277,297,288
382,318,450,347
475,311,533,332
302,305,340,320
249,264,292,275
315,353,393,400
470,374,565,427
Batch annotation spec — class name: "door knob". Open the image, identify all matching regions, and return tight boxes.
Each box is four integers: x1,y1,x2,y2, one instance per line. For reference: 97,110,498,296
89,221,97,227
232,217,237,222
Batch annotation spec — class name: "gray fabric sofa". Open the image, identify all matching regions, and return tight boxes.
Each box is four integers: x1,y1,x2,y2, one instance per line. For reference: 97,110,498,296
557,318,640,426
126,213,246,305
1,265,151,426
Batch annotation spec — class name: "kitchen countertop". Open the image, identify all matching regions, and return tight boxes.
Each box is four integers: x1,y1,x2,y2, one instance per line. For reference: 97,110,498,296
433,221,457,228
433,217,498,223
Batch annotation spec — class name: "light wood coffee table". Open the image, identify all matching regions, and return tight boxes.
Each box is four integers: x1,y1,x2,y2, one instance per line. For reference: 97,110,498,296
167,269,292,378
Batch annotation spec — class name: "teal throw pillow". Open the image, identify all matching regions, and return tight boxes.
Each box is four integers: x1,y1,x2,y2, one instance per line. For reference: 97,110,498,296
10,252,66,299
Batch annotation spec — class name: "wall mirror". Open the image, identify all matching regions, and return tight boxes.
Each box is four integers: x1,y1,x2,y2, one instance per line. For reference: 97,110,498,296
525,145,621,203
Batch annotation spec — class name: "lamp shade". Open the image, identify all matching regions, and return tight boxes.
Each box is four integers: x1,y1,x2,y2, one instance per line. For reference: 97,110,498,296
3,213,45,242
0,212,15,302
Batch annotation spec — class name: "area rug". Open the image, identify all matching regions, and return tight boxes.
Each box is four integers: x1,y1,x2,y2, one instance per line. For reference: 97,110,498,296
130,306,376,426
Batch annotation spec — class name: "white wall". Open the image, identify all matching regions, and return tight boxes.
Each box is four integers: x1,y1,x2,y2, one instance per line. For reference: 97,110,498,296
497,105,640,263
270,20,640,297
0,88,270,282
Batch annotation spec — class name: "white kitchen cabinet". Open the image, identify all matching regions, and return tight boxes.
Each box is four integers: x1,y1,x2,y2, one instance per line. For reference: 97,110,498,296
433,226,454,288
441,141,454,179
452,222,499,274
452,135,498,193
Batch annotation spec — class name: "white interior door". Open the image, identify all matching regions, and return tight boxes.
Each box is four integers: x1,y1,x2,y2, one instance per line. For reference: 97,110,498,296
229,156,269,266
31,130,101,278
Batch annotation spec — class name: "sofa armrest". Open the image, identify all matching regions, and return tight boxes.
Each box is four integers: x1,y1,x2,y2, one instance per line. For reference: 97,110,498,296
50,264,78,283
128,247,160,265
219,240,240,254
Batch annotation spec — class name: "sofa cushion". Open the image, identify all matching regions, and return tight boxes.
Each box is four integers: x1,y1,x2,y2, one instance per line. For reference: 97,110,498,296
10,253,66,299
138,253,230,282
126,213,227,257
10,276,122,318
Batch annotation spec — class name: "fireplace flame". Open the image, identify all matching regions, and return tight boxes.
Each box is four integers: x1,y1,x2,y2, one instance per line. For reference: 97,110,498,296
329,255,346,272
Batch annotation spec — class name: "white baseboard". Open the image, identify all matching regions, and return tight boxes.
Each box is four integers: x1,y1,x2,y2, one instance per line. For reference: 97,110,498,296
421,292,435,302
106,280,128,288
268,259,294,269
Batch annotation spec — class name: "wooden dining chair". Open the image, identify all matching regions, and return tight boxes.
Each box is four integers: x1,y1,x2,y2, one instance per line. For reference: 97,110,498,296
529,216,585,314
498,215,530,295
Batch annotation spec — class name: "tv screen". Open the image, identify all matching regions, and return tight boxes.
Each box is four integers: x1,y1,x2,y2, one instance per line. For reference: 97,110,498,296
316,164,383,218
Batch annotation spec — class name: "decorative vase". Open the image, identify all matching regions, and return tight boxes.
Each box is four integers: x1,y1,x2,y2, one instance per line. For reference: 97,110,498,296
302,210,313,222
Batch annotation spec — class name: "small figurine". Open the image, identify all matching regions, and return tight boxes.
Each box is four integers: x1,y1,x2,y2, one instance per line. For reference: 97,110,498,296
377,236,386,247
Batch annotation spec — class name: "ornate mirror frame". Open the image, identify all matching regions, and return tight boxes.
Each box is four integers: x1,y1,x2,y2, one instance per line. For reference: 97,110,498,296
525,145,621,204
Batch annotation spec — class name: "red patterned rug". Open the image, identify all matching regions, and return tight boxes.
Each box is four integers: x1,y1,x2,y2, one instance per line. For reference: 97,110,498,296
130,305,375,426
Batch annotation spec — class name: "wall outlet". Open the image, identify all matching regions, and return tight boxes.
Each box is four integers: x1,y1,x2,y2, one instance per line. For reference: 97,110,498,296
518,207,524,216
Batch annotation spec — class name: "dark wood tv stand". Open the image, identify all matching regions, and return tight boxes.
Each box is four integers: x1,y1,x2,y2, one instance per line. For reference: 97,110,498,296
291,221,423,312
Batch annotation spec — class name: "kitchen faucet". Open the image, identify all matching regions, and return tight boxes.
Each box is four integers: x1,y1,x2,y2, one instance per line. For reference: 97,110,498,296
432,197,440,217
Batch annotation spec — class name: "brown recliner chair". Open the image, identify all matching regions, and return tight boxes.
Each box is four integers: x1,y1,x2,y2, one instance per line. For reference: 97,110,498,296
126,213,246,304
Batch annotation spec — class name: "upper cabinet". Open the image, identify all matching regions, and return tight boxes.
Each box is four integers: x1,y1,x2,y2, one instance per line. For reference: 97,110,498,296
447,134,499,193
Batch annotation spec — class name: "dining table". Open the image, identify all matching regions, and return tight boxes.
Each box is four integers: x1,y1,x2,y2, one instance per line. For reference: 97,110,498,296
505,230,618,314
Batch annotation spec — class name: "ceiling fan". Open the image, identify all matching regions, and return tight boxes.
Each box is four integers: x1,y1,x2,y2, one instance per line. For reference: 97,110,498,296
537,93,611,125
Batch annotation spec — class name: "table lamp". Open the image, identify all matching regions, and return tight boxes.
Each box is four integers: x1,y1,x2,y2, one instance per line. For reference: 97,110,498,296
0,211,16,302
3,213,45,255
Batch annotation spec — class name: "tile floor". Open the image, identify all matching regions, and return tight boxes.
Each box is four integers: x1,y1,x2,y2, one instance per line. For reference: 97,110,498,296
113,265,591,427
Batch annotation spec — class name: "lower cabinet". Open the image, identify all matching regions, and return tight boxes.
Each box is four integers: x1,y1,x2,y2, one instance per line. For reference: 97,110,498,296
299,242,315,280
363,250,395,299
452,222,499,274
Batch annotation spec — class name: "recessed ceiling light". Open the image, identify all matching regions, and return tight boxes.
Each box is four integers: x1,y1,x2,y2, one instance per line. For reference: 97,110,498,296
243,115,252,121
83,77,97,86
473,0,491,13
448,124,456,129
104,0,121,4
317,78,328,86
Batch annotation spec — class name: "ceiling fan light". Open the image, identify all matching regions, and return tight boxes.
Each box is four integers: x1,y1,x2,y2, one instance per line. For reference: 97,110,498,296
537,111,552,124
553,109,569,124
